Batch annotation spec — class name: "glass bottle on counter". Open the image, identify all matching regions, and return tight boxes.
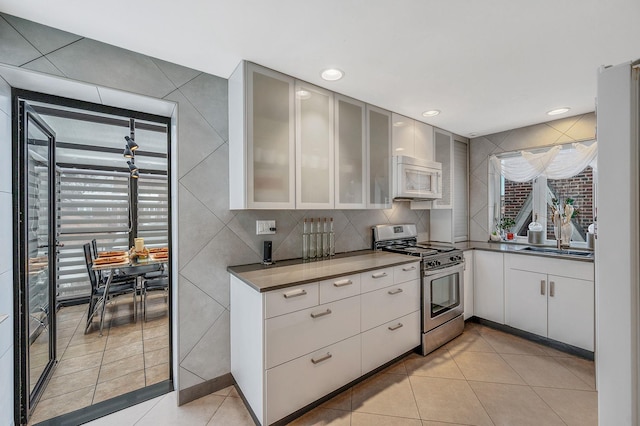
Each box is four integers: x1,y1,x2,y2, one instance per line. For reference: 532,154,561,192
302,218,309,260
322,218,329,257
316,218,323,258
309,218,316,259
329,217,335,256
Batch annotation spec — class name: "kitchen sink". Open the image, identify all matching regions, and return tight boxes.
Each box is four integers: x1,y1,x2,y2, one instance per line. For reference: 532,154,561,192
519,246,594,257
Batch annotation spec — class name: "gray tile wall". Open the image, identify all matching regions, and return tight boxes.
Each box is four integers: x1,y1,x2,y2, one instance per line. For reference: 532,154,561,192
0,13,430,395
0,71,14,426
468,113,596,241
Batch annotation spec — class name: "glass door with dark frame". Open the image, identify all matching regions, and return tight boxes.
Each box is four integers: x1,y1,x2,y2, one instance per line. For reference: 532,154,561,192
14,91,172,425
16,100,58,424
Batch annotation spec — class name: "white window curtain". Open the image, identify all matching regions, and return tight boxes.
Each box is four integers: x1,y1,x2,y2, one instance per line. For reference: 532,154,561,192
490,141,597,181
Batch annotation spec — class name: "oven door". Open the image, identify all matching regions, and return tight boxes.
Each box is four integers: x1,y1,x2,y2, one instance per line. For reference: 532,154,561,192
422,263,464,332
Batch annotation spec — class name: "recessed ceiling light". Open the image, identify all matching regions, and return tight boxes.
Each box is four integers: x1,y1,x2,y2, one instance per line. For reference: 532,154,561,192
296,90,311,100
547,107,570,116
321,68,344,81
422,110,440,117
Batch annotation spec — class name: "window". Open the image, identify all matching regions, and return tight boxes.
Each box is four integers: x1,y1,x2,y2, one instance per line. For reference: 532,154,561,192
489,141,596,246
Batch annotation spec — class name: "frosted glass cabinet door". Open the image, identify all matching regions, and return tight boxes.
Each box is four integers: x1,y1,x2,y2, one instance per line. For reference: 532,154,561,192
335,95,366,209
366,105,392,209
247,64,295,208
295,82,334,208
391,113,414,157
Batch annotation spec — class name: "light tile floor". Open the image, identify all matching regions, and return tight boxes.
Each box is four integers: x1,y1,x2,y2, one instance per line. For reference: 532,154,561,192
83,322,597,425
29,293,170,425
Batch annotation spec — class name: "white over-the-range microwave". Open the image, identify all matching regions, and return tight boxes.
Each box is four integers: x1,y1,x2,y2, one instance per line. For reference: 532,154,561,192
392,155,443,200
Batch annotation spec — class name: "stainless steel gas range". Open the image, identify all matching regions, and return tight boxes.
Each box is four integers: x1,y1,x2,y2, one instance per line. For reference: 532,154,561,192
373,224,465,355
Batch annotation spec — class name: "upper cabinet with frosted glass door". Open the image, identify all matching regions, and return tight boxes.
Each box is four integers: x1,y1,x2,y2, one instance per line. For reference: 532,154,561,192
229,62,295,209
295,81,334,209
335,95,366,209
366,105,392,209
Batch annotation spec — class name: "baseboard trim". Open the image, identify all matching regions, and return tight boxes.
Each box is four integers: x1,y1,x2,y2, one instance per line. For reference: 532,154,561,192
468,316,595,361
178,373,235,406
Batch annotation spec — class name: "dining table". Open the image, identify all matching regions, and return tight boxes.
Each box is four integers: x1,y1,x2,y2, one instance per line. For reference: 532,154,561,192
92,254,167,336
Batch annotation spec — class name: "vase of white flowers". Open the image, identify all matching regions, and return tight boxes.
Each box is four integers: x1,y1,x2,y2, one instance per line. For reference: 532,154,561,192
551,198,577,246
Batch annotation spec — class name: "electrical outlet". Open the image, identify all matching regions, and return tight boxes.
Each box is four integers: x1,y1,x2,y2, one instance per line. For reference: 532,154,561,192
256,220,276,235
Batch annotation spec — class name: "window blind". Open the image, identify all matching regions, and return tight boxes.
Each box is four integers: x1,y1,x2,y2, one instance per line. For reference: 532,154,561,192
136,173,169,248
57,169,130,300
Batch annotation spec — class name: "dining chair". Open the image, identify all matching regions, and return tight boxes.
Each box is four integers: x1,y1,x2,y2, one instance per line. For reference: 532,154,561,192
142,275,168,321
83,243,137,333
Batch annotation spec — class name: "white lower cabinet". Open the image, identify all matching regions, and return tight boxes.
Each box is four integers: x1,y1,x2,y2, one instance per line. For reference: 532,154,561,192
231,261,420,425
265,296,360,369
361,279,420,331
265,335,361,425
361,311,420,374
504,254,594,351
474,251,504,324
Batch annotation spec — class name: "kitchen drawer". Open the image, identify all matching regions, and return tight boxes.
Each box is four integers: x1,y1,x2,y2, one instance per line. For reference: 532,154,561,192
265,334,361,425
360,267,394,293
319,273,361,304
361,279,420,331
265,295,360,369
394,262,420,284
361,310,421,374
264,282,319,319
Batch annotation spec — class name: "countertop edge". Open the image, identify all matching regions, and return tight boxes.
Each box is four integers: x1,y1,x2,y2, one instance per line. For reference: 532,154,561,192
456,241,594,263
228,252,420,292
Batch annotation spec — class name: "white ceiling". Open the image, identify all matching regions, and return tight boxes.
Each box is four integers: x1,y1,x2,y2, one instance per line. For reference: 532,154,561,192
2,0,639,137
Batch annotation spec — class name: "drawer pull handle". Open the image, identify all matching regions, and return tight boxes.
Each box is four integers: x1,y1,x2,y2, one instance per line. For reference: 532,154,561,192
388,323,404,331
310,308,332,319
402,266,417,271
311,352,332,364
550,281,555,297
333,279,353,287
283,289,307,299
540,280,546,296
372,272,388,279
388,288,403,295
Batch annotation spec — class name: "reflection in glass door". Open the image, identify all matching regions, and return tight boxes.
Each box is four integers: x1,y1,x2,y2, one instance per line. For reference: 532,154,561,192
16,100,58,424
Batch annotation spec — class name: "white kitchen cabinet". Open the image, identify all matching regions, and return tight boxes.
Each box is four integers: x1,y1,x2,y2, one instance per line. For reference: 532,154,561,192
392,113,414,156
504,254,594,351
231,260,421,425
295,81,334,209
391,113,434,163
463,250,474,320
414,121,435,162
429,135,469,243
335,95,366,209
361,310,420,374
473,250,504,324
229,62,296,209
266,334,361,425
547,275,594,350
505,268,548,336
366,105,392,209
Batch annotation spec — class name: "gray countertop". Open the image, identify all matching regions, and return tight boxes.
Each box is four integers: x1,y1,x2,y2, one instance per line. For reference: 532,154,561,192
454,241,594,262
228,251,419,292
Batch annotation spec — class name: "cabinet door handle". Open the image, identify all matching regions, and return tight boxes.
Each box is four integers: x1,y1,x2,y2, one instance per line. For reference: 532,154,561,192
540,280,546,296
372,272,388,279
333,279,353,287
311,352,332,364
550,281,555,297
310,308,332,319
388,323,404,331
388,288,403,295
283,289,307,299
402,266,417,272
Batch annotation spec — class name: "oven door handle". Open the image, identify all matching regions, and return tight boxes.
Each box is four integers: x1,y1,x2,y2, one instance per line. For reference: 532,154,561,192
423,262,465,278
